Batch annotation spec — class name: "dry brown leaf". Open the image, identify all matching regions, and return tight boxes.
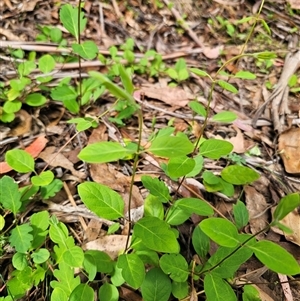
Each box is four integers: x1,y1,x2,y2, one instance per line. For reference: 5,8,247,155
278,128,300,174
84,219,102,242
8,110,32,137
229,126,246,153
140,84,193,107
119,286,142,301
202,45,224,59
287,0,300,9
83,235,130,259
39,146,85,179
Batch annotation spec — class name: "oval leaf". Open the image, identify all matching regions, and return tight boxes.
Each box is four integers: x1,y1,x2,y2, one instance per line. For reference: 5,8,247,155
199,139,233,159
5,149,35,173
221,165,259,185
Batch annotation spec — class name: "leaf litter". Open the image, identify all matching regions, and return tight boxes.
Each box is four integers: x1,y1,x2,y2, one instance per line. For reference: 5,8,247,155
1,0,300,300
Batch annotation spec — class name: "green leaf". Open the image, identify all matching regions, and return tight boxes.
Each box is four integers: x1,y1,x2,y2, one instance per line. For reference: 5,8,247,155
200,218,239,247
144,195,164,219
242,285,261,301
272,193,300,222
176,198,214,216
31,248,50,264
9,224,33,253
134,217,180,253
192,225,210,258
117,254,145,289
119,64,134,94
98,283,119,301
199,139,233,159
69,284,94,301
63,246,84,268
204,274,237,301
25,93,47,106
51,288,68,301
249,240,300,275
260,19,271,35
83,254,97,281
171,281,189,299
59,4,87,40
212,111,237,123
50,28,63,43
30,211,49,249
141,268,172,301
189,68,210,78
72,41,98,60
78,182,124,220
167,156,195,178
186,154,204,177
0,176,21,215
3,100,22,113
12,252,28,270
217,80,238,93
38,54,56,73
51,85,77,102
142,176,170,203
85,250,114,273
67,117,98,132
234,71,256,80
255,51,277,60
78,141,134,163
5,149,35,173
0,215,5,231
165,206,190,225
31,170,54,186
49,220,69,246
148,136,194,158
221,165,259,185
159,254,189,282
40,179,63,199
233,200,249,230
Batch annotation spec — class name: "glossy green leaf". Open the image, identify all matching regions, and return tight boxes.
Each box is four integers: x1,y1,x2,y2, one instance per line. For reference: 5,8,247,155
242,285,261,301
142,176,170,203
117,254,145,289
9,224,33,253
5,149,35,173
59,4,87,40
72,41,98,60
212,111,237,123
171,281,189,299
98,283,119,301
199,139,233,159
165,206,190,225
221,165,259,185
176,198,214,216
141,268,172,301
192,225,210,258
78,182,124,220
78,141,134,163
31,170,54,186
69,284,93,301
160,254,189,282
167,156,195,178
200,218,239,247
148,136,194,158
272,193,300,222
38,54,56,73
217,80,238,94
250,240,300,275
233,200,249,230
25,93,47,106
0,176,21,215
134,217,180,253
204,274,237,301
3,100,22,113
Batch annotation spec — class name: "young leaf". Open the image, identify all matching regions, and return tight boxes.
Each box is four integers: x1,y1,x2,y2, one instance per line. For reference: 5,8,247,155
30,211,49,249
233,200,249,230
141,268,172,301
242,285,261,301
221,165,259,185
212,111,237,123
63,246,84,268
69,284,94,301
200,218,239,247
217,80,238,94
0,176,21,215
31,248,50,264
159,254,189,282
234,71,256,80
134,216,180,253
98,283,119,301
9,224,33,253
72,41,98,60
31,170,54,186
192,225,210,258
167,156,195,178
59,4,87,40
199,139,233,159
78,182,124,220
78,141,134,163
249,240,300,275
272,193,300,222
204,273,237,301
148,136,194,158
117,254,145,289
51,288,68,301
12,252,28,270
186,154,204,177
141,176,170,203
40,179,63,199
119,64,134,94
38,54,56,73
5,149,35,173
25,93,47,106
189,68,210,78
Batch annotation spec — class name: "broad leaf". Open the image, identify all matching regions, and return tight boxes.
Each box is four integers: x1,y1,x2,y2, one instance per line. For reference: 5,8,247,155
142,176,170,203
141,268,172,301
250,240,300,275
176,198,214,216
98,283,119,301
63,246,84,268
85,250,114,273
0,176,21,215
192,225,210,258
69,284,94,301
38,54,56,73
233,200,249,230
234,71,256,80
217,80,238,94
9,224,33,253
134,217,180,253
78,141,134,163
200,218,239,247
5,149,35,173
272,193,300,222
199,139,233,159
221,165,259,185
25,93,47,106
31,170,54,186
167,156,195,178
78,182,124,220
72,41,98,60
212,111,237,123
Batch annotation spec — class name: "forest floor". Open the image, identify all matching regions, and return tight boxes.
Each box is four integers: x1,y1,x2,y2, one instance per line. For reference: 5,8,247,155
1,0,300,300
